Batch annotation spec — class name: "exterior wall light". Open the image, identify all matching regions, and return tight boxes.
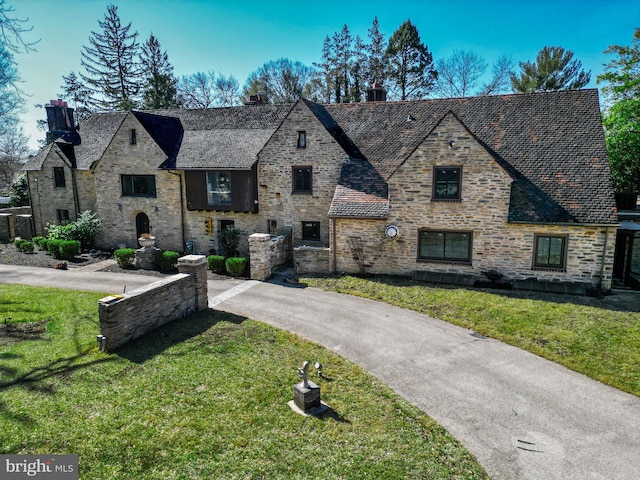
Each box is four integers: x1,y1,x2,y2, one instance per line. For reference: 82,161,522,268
385,224,399,238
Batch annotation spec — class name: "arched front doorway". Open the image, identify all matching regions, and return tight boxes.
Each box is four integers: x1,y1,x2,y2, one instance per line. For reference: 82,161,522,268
136,212,150,239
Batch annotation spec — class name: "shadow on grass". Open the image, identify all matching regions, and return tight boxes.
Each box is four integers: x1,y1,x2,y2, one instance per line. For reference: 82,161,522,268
116,308,249,364
304,274,640,313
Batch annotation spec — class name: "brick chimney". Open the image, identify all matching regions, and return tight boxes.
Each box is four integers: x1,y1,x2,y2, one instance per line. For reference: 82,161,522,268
45,99,80,145
366,83,387,102
244,93,265,105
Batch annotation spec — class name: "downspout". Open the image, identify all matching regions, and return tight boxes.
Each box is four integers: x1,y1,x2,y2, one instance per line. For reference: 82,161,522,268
71,168,80,218
599,226,611,292
168,170,186,251
331,217,337,274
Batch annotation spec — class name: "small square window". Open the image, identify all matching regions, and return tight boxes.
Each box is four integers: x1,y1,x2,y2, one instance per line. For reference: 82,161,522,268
297,131,306,148
53,167,66,188
533,235,567,270
302,221,320,241
130,129,137,145
293,166,312,194
433,166,462,200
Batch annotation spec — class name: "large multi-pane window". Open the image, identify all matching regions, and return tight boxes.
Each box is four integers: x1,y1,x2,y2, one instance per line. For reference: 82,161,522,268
121,175,156,197
207,172,232,206
293,166,312,194
433,166,461,200
533,234,567,270
419,230,472,263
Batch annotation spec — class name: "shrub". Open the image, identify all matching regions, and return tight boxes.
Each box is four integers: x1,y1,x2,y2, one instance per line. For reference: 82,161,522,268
73,210,102,251
156,250,179,271
40,238,50,253
32,236,46,249
225,257,247,277
46,223,75,240
218,227,240,258
59,240,80,260
14,238,25,249
47,239,80,260
114,248,136,268
20,241,34,253
207,255,225,273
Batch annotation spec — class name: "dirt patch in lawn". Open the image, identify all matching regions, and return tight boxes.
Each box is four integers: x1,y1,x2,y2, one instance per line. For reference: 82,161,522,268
0,319,49,346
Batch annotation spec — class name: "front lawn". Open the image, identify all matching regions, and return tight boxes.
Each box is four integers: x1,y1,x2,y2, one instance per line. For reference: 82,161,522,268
301,275,640,396
0,284,487,479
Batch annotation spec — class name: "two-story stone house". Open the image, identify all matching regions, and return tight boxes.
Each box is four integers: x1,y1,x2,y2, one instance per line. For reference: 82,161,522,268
24,88,620,291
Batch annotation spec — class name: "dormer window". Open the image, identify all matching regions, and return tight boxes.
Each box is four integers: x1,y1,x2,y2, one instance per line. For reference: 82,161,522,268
297,131,306,148
130,129,137,145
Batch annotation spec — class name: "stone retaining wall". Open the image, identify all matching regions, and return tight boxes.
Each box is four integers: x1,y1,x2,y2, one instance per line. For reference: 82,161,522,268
98,255,208,351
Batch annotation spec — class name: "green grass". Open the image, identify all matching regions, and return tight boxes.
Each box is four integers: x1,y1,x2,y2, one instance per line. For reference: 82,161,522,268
0,284,488,479
301,275,640,396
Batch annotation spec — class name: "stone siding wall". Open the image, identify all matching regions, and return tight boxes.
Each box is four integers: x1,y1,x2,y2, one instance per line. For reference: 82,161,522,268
93,113,183,251
248,233,288,280
27,155,78,236
332,115,615,288
0,207,32,241
294,246,331,274
98,255,207,351
258,101,345,247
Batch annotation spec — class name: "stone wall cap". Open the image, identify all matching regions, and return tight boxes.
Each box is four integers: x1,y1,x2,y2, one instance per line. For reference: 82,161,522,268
177,254,207,265
249,233,271,240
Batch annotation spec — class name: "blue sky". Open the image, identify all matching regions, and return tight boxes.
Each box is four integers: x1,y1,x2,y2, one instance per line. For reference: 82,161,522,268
9,0,640,150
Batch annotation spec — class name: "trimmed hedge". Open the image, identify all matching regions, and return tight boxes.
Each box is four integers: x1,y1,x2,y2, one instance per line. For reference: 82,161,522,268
114,248,136,268
32,236,46,250
207,255,225,274
225,257,247,277
47,239,81,260
156,250,179,271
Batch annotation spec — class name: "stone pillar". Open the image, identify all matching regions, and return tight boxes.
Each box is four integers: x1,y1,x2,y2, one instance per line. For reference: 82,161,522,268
249,233,272,281
178,254,208,311
135,246,161,270
0,213,11,241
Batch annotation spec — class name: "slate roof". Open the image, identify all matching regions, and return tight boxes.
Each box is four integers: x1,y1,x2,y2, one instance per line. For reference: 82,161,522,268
323,89,617,225
23,112,127,171
152,105,291,169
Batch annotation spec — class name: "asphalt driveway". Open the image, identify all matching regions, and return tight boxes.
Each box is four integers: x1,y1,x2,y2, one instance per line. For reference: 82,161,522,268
1,264,638,479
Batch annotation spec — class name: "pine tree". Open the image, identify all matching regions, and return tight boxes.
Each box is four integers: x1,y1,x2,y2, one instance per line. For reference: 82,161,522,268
385,20,437,100
60,71,93,122
140,33,178,109
80,4,142,110
367,17,387,87
510,46,590,92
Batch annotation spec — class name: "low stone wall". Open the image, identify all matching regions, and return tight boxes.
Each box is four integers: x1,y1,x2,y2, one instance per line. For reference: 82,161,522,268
98,255,208,351
0,207,33,241
294,246,331,275
249,233,288,280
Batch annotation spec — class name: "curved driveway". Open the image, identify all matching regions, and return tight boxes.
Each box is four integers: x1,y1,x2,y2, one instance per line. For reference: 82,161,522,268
1,265,638,479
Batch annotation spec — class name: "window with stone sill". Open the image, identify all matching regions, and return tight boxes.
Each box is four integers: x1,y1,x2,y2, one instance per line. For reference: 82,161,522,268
121,174,156,197
532,234,567,271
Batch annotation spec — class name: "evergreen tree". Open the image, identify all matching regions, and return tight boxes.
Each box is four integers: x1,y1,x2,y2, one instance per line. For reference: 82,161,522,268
367,17,387,87
140,33,179,109
60,71,93,122
80,4,143,110
385,19,437,100
510,46,590,92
